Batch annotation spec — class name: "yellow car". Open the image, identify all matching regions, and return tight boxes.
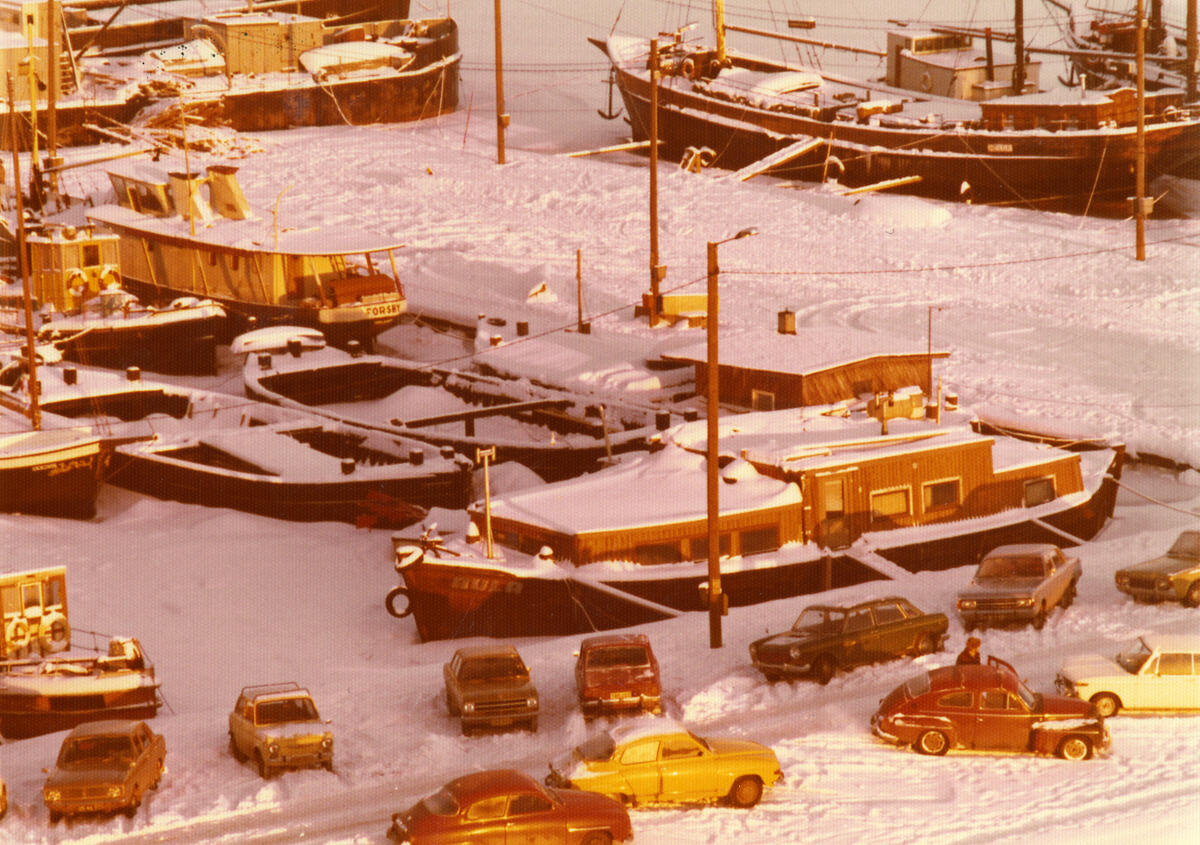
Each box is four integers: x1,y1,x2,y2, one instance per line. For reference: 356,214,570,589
546,719,782,808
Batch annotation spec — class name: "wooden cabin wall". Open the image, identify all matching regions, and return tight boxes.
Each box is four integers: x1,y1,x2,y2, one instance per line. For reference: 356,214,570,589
115,234,294,306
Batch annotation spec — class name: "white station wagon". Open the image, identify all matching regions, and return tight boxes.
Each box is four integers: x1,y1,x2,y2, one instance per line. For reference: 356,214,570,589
1055,634,1200,717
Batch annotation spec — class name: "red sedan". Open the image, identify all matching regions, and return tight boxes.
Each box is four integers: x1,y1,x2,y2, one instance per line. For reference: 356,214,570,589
388,769,632,845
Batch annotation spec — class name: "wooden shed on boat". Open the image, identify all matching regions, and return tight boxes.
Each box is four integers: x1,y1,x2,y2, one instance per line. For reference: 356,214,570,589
660,327,949,411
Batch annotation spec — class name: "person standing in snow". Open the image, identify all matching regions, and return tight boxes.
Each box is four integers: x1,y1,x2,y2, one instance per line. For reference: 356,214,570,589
956,636,982,665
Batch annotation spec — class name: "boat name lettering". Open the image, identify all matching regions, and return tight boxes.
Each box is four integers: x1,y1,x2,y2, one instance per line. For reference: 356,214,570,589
364,302,403,318
449,575,522,595
987,143,1014,153
36,458,94,477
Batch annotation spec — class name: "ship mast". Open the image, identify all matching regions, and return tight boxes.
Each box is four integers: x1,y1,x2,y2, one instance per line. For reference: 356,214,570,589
715,0,727,64
8,73,39,430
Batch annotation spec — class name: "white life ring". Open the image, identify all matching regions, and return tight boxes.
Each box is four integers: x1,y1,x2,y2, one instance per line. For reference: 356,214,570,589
39,611,70,654
681,57,697,79
920,72,933,93
5,617,30,651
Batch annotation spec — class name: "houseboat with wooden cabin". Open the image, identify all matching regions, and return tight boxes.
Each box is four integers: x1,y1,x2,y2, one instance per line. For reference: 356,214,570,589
86,163,408,348
386,397,1123,641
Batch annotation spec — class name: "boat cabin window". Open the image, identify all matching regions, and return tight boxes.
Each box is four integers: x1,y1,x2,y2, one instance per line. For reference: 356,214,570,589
740,526,780,556
870,488,911,523
751,389,776,411
1023,477,1056,507
923,479,960,510
636,543,684,565
82,243,101,267
22,583,42,614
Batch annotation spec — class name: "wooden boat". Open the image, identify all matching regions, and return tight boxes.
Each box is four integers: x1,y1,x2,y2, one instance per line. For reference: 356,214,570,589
128,8,459,133
0,223,227,375
594,8,1200,213
386,401,1124,641
235,326,667,482
0,634,161,739
0,360,472,526
0,412,104,518
87,163,408,349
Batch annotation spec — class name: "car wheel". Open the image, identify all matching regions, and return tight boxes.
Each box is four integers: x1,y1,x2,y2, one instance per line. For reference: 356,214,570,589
812,655,836,685
915,729,950,756
727,775,764,808
762,670,783,683
1183,582,1200,608
445,690,459,716
49,810,61,824
915,633,938,655
123,796,140,818
229,732,246,762
1032,604,1048,630
255,751,272,779
460,720,474,737
1057,735,1093,761
581,833,613,845
526,716,538,733
1062,580,1077,608
1090,693,1120,718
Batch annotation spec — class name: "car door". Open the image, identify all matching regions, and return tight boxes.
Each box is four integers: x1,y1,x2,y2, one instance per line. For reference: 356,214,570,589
505,790,562,845
616,739,661,801
841,607,878,667
932,689,976,747
869,601,911,659
1149,652,1200,709
657,733,716,803
974,690,1032,751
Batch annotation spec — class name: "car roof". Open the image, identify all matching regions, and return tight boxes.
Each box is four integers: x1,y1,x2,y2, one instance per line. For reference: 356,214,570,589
445,769,541,803
240,681,309,701
65,719,145,738
580,633,651,650
454,644,522,660
803,596,917,613
606,717,691,745
986,544,1059,557
926,663,1018,693
1138,633,1200,652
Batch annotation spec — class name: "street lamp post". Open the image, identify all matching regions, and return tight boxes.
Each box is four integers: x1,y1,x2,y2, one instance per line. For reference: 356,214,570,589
706,227,757,649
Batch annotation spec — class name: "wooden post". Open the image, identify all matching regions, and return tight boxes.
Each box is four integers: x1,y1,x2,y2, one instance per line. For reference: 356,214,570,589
706,240,722,648
9,73,38,430
1187,0,1197,104
1013,0,1026,94
576,248,584,331
1136,0,1147,262
476,446,496,559
493,0,508,165
648,38,661,325
46,0,58,198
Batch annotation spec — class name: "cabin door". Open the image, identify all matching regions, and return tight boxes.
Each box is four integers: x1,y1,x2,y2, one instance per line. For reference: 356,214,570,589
816,472,855,549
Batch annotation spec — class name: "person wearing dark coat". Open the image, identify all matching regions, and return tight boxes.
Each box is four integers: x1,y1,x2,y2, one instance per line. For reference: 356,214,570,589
956,636,982,665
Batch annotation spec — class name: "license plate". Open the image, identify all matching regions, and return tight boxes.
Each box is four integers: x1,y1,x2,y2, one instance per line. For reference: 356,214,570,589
610,691,632,700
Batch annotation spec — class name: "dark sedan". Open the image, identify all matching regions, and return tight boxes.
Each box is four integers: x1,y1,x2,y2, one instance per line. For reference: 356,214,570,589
387,769,632,845
749,596,948,684
871,656,1109,760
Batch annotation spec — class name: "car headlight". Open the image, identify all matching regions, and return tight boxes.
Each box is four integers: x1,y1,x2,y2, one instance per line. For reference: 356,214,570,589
462,702,475,714
108,785,124,799
789,645,803,660
321,736,333,751
267,742,281,758
1115,573,1129,586
957,599,976,610
44,789,60,802
1156,577,1171,591
527,696,538,709
1017,598,1034,607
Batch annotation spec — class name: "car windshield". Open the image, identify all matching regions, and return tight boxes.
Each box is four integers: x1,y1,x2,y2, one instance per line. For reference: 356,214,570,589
1116,638,1153,673
577,732,616,762
1167,531,1200,559
903,672,931,698
791,608,844,634
460,657,527,681
588,646,649,668
256,696,319,724
59,735,135,766
422,787,459,816
977,555,1044,578
1013,679,1039,710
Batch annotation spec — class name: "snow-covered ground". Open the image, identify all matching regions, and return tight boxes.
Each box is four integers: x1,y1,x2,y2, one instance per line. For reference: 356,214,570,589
2,0,1199,842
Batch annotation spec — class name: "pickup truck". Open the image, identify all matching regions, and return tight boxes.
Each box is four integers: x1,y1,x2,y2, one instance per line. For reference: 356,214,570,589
444,644,539,735
956,543,1080,630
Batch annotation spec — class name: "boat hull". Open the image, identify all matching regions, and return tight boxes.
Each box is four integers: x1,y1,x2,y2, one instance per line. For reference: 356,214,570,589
0,433,103,519
105,444,469,526
396,450,1122,640
45,311,226,376
0,687,160,740
607,44,1194,213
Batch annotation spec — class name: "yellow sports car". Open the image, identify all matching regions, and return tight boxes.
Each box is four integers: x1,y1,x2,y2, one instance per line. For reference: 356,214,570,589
546,719,782,808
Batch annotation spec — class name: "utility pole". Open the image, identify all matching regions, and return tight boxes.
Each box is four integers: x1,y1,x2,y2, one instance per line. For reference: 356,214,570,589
704,228,756,649
1013,0,1026,94
648,38,662,325
493,0,508,165
1136,0,1147,261
476,446,496,558
1187,0,1197,105
46,0,58,198
9,73,38,430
